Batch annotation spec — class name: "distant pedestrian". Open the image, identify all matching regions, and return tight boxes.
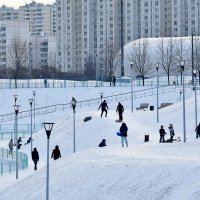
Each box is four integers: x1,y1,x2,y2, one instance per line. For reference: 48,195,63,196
71,97,77,112
159,125,166,143
112,76,116,87
116,102,124,121
44,79,47,88
32,148,39,170
8,139,14,154
195,123,200,138
168,124,175,142
98,139,106,147
51,145,61,160
119,123,128,147
98,100,109,118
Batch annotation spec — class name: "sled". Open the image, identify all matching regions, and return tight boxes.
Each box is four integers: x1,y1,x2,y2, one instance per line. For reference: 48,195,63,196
116,132,121,136
83,116,92,122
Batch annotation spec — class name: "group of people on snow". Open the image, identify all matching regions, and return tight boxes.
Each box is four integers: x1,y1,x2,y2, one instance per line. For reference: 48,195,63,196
31,145,61,170
98,100,124,122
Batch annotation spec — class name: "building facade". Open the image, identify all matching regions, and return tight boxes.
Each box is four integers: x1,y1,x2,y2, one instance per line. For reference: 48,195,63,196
0,20,29,69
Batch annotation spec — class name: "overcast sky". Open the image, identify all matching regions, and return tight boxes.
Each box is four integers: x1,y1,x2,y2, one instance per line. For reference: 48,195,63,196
1,0,55,8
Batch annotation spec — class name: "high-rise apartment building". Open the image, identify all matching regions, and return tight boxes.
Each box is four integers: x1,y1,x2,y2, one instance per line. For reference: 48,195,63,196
18,1,56,36
0,5,19,21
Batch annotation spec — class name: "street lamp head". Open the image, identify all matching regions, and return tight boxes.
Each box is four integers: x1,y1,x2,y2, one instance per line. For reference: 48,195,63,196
43,122,55,139
130,62,133,68
180,61,185,71
29,98,34,105
14,95,18,102
13,105,20,114
33,91,36,96
99,92,103,99
156,63,159,71
193,69,197,75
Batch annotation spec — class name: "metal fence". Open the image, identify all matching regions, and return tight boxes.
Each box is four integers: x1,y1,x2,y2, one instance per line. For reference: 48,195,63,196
0,148,28,175
0,76,194,89
0,85,184,123
0,124,43,140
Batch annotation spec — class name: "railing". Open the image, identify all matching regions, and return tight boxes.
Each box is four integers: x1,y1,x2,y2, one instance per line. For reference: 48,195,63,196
0,85,183,123
0,76,194,89
0,148,28,175
0,124,43,140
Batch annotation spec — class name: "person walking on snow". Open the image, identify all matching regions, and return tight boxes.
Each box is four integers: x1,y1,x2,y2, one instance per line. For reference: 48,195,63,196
116,102,124,121
98,100,109,117
119,123,128,147
32,148,39,170
51,145,61,160
159,125,166,143
195,123,200,138
8,139,14,154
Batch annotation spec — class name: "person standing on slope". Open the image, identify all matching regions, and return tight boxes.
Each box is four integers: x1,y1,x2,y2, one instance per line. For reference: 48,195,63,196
168,124,175,142
116,102,124,121
98,100,109,118
159,125,166,143
8,139,14,154
119,123,128,147
195,123,200,138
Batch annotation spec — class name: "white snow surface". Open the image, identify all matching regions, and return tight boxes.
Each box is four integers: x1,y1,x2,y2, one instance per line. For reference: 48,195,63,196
0,86,200,200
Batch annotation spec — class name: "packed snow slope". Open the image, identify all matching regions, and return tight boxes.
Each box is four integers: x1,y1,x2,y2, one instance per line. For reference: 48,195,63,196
0,86,200,200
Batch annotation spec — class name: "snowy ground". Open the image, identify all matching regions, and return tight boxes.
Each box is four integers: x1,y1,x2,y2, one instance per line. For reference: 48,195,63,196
0,86,200,200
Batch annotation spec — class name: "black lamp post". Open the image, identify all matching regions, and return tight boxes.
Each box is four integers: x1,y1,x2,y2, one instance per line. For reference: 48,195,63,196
100,92,103,103
130,62,133,113
33,91,36,129
43,122,55,200
29,98,34,153
14,104,20,179
156,63,159,123
71,99,76,153
180,61,186,143
193,69,198,128
14,95,18,105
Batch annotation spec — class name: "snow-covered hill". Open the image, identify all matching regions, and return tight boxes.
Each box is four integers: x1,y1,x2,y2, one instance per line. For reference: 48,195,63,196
0,86,200,200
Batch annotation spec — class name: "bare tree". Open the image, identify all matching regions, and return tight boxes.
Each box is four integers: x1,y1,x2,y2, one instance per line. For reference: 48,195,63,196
193,36,200,85
127,39,153,86
175,38,189,85
157,38,178,85
7,36,29,88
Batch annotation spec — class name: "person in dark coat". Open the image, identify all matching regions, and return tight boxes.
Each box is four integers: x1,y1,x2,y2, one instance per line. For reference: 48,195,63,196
32,148,39,170
51,145,61,160
98,139,106,147
112,76,116,87
116,102,124,121
119,123,128,147
98,100,109,118
17,137,22,149
159,125,166,143
195,123,200,138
